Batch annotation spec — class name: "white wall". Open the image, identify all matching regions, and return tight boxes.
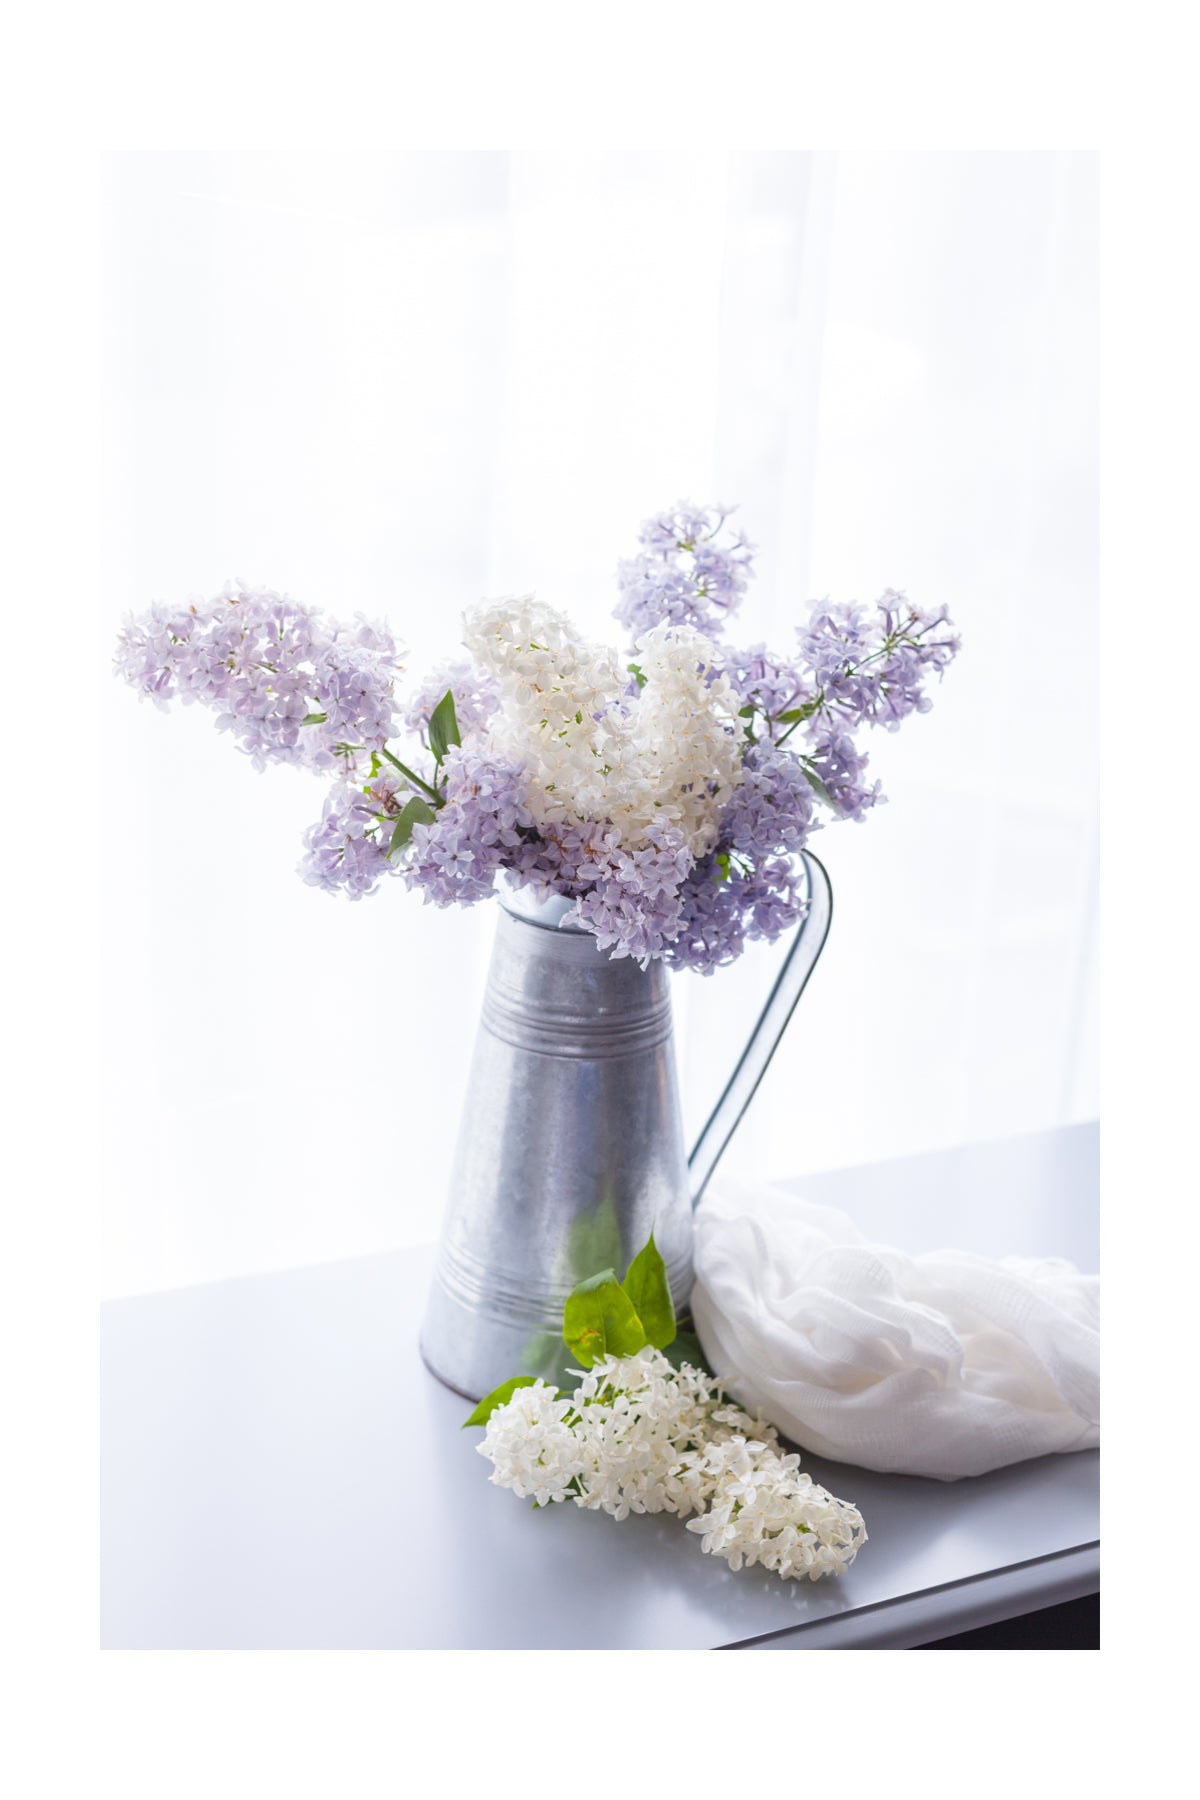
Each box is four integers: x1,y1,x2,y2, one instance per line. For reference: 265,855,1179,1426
103,151,1097,1297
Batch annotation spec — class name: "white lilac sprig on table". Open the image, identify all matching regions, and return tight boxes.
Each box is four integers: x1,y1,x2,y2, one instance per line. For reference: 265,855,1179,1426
114,502,961,971
464,1235,867,1583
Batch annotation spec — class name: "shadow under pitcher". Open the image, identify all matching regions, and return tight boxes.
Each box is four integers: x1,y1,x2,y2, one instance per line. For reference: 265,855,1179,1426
420,851,833,1399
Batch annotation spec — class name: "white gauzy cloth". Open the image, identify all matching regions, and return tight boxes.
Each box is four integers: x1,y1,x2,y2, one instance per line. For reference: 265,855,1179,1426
691,1173,1100,1481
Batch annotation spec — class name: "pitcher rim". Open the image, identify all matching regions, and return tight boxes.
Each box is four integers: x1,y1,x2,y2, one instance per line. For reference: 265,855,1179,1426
497,878,589,935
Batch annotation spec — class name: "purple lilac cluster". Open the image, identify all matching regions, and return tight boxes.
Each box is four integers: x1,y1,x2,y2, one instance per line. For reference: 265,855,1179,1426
641,566,958,971
299,764,405,899
615,504,755,638
299,747,533,906
115,584,402,775
503,819,622,902
670,854,812,972
405,747,534,907
722,643,810,718
403,659,499,740
796,593,960,731
655,745,820,968
562,826,695,964
116,506,961,970
719,744,817,857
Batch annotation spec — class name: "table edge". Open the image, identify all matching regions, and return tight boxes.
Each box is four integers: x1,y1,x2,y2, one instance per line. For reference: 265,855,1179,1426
723,1542,1100,1651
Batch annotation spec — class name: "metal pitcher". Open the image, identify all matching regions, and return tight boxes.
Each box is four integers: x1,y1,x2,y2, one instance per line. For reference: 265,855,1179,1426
420,850,833,1399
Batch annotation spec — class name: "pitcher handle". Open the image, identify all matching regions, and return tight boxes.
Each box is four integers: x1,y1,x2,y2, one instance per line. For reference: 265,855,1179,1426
687,849,833,1208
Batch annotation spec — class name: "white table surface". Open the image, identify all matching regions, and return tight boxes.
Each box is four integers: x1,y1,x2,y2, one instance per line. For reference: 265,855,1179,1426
101,1122,1099,1650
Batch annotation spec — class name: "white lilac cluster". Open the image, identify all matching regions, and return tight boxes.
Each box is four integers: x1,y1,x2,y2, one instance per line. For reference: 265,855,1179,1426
477,1348,866,1582
115,503,961,970
462,599,743,858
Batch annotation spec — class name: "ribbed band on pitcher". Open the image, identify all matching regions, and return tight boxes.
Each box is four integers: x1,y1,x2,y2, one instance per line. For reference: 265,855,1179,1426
434,1236,694,1330
480,991,673,1058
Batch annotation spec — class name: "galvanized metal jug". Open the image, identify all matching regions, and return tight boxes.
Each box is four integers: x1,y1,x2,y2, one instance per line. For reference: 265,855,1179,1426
420,851,832,1399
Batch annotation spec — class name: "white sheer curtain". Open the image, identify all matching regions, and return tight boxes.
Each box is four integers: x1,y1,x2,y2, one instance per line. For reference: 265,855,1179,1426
103,151,1097,1298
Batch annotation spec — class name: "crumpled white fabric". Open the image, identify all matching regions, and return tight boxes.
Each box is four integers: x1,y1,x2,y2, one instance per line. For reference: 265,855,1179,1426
691,1172,1100,1481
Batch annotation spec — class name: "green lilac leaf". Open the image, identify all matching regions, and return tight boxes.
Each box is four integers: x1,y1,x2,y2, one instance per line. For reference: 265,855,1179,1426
801,765,838,810
379,748,443,804
461,1375,539,1428
621,1233,676,1350
777,696,822,725
301,711,328,725
626,662,647,689
387,795,436,856
428,688,461,764
562,1269,647,1368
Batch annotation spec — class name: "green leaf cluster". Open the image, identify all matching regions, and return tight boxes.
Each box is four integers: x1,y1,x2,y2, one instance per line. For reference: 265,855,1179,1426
562,1268,645,1366
463,1231,714,1428
561,1233,676,1367
613,1235,677,1355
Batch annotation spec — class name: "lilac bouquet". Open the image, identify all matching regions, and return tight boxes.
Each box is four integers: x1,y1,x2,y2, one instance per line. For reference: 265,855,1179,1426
115,503,960,972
